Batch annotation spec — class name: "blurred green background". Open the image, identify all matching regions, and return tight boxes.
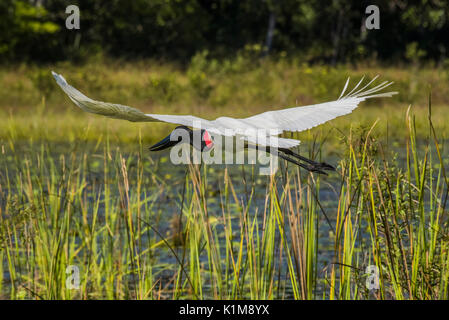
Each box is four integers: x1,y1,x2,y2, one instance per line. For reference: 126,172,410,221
1,0,449,144
1,0,448,64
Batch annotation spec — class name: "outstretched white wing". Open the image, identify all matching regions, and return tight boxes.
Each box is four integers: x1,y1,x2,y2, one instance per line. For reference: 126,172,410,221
52,71,397,148
52,71,201,123
242,76,397,135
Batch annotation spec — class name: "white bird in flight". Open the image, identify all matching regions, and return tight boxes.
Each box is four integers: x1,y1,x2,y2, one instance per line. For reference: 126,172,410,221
51,71,397,174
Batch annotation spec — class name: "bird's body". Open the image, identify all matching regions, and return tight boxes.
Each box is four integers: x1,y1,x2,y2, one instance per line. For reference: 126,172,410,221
51,71,397,174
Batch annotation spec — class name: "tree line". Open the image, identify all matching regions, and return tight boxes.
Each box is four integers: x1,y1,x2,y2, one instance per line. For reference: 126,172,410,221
1,0,448,64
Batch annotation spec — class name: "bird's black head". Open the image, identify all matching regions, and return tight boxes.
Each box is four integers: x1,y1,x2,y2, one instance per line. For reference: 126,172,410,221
149,126,214,152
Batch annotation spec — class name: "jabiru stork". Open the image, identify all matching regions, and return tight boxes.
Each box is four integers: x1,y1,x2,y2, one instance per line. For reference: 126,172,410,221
51,71,397,174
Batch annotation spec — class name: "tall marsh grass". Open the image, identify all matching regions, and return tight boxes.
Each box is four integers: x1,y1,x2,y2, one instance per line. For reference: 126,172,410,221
0,95,448,299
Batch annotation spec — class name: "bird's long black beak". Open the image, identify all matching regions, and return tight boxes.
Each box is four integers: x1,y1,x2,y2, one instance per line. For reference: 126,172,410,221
149,134,179,151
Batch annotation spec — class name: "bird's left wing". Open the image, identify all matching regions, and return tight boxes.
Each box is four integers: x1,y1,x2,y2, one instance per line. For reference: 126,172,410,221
240,76,398,135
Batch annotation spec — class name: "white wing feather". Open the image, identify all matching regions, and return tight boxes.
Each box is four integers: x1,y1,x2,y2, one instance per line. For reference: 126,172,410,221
52,71,397,148
52,71,222,130
242,77,397,135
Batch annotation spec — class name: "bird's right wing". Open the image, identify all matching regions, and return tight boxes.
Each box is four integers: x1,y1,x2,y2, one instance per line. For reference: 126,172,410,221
52,71,163,122
52,71,215,127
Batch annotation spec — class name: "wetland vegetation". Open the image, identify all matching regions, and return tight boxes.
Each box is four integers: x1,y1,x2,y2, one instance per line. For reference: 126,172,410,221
1,58,449,299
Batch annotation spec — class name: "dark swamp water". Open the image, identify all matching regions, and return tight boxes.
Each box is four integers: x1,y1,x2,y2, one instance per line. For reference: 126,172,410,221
1,139,445,298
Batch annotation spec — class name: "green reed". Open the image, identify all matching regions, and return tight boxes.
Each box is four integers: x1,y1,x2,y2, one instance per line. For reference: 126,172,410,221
0,99,448,299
